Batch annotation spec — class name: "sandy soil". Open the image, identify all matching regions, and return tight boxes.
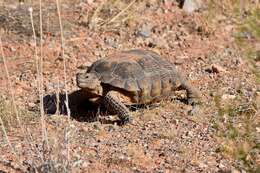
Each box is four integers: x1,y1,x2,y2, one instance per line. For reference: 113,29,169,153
0,1,259,173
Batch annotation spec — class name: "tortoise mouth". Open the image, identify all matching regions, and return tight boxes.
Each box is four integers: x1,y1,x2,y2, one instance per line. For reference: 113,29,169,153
77,78,100,91
77,80,103,96
77,80,91,89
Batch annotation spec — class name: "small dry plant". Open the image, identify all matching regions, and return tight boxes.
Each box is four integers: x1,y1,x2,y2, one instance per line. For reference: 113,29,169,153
0,28,28,172
212,94,259,172
206,0,260,82
0,0,73,172
81,0,144,31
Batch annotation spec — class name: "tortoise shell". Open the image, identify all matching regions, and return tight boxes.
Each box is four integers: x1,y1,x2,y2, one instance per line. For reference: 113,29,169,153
86,49,182,104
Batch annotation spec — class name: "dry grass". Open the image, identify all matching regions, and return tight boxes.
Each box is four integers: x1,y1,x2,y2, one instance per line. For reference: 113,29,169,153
85,0,145,31
205,1,260,171
212,94,259,172
0,95,14,129
207,0,260,83
234,7,260,83
0,0,72,171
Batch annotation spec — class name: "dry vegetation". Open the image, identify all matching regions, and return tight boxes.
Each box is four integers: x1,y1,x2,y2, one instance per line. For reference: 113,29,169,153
0,0,259,172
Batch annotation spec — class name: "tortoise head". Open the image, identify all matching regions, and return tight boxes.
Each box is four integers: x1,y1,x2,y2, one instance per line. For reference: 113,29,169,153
76,72,103,96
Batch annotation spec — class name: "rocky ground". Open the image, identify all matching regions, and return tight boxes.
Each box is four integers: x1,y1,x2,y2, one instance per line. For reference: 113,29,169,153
0,0,259,173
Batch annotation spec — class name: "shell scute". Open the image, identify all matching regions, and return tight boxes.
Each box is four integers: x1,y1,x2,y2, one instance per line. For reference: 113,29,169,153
113,61,144,79
124,79,140,92
137,77,152,103
150,74,162,98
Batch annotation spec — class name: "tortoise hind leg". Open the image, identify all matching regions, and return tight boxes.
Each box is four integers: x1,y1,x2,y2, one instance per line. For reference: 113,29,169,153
103,91,131,125
179,80,201,105
178,79,202,115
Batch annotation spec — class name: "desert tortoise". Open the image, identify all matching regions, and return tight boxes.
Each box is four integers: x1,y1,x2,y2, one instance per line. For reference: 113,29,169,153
76,49,200,125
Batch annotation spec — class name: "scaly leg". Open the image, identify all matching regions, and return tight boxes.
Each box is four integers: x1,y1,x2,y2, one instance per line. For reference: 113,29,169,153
179,79,201,105
103,91,131,125
178,79,202,115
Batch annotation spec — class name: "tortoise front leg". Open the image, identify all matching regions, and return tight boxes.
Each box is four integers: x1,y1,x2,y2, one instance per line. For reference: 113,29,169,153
103,91,131,125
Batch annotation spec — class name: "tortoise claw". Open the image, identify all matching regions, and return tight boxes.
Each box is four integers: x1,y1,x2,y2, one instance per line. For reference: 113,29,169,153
118,115,133,125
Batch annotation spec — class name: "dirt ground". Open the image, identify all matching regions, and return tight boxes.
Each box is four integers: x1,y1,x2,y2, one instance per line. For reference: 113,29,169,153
0,0,259,173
